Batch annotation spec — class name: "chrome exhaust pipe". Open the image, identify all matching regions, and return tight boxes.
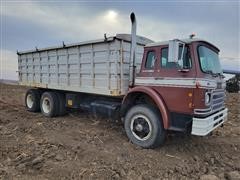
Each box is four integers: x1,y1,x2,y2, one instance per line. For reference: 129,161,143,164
129,12,137,87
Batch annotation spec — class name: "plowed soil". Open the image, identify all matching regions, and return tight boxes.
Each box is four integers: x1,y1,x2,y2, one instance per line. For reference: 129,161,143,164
0,83,239,180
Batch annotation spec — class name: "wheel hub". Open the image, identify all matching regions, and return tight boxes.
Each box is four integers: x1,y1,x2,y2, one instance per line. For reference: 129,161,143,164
135,124,143,132
26,94,34,108
130,115,152,141
42,97,51,114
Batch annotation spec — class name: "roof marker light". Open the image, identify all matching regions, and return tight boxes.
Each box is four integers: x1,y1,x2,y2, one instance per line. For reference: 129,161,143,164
189,33,196,39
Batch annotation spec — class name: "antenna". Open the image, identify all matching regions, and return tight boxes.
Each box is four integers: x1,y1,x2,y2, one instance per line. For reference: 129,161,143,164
62,41,66,47
104,33,107,42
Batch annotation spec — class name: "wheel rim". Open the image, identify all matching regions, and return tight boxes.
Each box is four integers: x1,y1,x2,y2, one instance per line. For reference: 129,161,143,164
42,97,51,114
26,94,34,108
130,114,152,141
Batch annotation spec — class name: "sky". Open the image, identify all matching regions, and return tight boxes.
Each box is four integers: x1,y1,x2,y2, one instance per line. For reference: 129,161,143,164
0,0,239,80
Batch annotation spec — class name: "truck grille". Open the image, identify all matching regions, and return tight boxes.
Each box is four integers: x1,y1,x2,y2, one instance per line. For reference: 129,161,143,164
194,89,225,116
211,89,225,112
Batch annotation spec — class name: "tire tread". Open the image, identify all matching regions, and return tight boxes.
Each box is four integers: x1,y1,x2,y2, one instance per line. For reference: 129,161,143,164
124,104,166,149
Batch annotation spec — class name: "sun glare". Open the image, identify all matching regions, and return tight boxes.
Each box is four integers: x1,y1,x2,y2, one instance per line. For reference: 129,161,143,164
105,10,118,21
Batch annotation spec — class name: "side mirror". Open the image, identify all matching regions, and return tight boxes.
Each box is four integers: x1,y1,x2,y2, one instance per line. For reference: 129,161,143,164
168,39,179,63
168,39,186,69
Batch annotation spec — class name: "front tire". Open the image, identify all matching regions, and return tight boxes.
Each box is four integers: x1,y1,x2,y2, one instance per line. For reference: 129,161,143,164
56,92,67,116
124,104,166,149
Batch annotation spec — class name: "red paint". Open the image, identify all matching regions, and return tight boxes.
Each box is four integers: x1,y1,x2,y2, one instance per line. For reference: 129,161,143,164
123,40,225,130
124,86,170,129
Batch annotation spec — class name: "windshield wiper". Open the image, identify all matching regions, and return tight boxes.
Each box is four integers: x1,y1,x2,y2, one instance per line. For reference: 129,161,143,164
216,72,225,78
205,70,218,77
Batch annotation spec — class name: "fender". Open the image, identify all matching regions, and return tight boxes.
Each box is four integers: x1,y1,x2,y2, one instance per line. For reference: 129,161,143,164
122,86,169,129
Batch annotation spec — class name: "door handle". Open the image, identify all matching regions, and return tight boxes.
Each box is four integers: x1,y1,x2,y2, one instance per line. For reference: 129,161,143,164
154,77,164,80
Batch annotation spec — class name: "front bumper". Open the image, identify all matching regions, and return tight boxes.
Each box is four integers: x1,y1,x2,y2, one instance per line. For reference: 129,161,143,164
191,108,228,136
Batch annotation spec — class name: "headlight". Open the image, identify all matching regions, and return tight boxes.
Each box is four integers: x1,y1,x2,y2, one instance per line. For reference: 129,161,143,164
205,93,211,105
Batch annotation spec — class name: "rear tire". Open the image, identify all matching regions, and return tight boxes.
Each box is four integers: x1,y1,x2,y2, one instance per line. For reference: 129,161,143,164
124,104,166,149
40,92,58,117
56,92,67,116
25,89,40,112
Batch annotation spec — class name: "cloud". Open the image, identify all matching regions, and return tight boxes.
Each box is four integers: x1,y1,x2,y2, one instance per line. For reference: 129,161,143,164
0,49,18,80
0,1,239,80
1,2,203,42
1,3,129,41
220,58,240,71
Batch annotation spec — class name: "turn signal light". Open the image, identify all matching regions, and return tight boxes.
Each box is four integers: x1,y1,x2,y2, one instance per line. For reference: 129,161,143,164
189,102,194,108
189,102,192,108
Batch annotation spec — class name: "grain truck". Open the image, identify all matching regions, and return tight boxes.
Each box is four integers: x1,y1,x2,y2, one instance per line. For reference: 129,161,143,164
18,13,228,148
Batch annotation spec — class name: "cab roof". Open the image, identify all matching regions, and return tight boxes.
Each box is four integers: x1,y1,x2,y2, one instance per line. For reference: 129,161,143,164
145,38,219,51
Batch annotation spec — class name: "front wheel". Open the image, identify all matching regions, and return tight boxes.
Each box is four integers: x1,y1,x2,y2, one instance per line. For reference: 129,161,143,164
124,104,166,149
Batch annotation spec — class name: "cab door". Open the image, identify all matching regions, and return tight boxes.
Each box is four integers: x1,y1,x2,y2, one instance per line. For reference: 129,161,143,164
154,45,195,115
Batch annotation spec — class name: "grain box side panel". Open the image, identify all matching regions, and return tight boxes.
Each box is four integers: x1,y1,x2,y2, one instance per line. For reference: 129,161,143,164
18,39,126,96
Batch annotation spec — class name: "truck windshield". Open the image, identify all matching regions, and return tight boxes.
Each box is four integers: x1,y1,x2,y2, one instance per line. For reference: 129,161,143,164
198,46,222,75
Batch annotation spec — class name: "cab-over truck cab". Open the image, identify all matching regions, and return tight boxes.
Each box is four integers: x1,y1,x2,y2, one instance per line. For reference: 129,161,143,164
122,37,228,148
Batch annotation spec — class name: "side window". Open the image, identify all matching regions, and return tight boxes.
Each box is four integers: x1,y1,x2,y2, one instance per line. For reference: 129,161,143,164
145,51,156,69
161,48,168,68
179,46,192,69
161,47,191,69
161,48,176,68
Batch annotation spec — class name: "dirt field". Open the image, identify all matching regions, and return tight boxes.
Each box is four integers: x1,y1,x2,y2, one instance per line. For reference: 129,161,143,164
0,83,239,180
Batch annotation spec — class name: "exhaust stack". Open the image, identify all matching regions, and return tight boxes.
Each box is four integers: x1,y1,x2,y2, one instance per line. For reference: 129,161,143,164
129,12,137,87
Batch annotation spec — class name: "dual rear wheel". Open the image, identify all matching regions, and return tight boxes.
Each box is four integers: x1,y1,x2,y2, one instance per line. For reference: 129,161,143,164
25,89,40,112
25,89,66,117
